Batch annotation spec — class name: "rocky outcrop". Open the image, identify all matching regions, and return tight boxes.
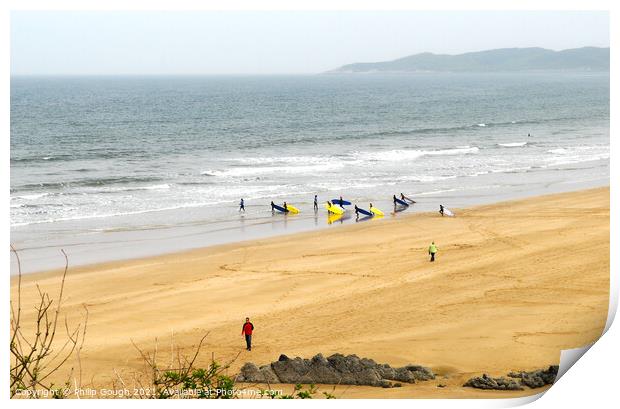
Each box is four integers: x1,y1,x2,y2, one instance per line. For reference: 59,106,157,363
463,374,524,391
507,366,558,388
464,366,559,391
236,353,435,387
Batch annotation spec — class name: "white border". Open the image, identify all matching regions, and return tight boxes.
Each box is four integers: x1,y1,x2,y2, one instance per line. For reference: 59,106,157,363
3,1,616,407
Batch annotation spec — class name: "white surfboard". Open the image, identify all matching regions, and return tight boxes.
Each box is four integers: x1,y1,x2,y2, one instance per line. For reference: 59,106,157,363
444,208,455,217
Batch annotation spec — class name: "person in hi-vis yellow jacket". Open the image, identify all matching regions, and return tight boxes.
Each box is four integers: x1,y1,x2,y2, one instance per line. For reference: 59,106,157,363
428,242,438,262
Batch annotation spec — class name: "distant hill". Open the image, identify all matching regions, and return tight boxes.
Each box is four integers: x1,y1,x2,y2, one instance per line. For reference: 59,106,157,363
328,47,609,73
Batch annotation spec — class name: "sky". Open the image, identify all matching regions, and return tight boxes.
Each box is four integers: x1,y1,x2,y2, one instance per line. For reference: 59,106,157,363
11,11,610,75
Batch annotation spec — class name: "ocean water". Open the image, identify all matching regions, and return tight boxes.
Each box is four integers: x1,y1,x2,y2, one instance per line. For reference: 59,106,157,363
10,73,610,272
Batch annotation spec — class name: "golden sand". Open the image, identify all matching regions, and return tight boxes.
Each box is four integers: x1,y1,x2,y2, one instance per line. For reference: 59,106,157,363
11,187,609,398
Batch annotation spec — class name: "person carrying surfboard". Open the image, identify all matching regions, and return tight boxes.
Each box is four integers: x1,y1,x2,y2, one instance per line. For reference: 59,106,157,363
428,241,438,262
270,201,276,213
401,193,416,204
239,198,245,212
326,201,334,214
439,205,445,217
283,201,288,212
339,196,345,208
354,205,360,216
241,317,254,351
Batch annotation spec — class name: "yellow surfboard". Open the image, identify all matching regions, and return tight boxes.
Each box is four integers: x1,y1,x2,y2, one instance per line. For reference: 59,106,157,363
324,203,344,215
370,207,384,216
327,212,343,224
286,204,300,214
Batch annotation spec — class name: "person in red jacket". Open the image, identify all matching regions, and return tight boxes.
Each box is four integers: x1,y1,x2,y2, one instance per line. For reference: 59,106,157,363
241,317,254,351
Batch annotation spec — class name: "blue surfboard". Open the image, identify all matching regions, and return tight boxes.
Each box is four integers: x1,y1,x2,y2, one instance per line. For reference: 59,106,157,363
356,208,373,217
394,198,409,206
272,204,289,213
332,199,352,206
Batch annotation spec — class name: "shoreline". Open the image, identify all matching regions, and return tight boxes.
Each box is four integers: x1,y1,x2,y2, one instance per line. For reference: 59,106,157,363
10,175,610,275
10,187,610,398
12,183,609,281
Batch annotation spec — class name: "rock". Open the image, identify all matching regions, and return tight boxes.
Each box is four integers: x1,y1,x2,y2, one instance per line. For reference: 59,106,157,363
376,364,397,380
311,353,328,366
258,365,280,384
507,366,558,388
463,374,524,391
393,367,416,383
437,384,446,388
237,362,280,384
360,357,377,368
308,354,342,384
272,357,312,383
405,365,436,381
379,380,393,388
236,353,435,387
236,362,260,382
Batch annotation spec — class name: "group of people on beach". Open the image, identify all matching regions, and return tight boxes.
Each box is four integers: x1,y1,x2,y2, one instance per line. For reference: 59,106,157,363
238,192,446,352
241,193,448,221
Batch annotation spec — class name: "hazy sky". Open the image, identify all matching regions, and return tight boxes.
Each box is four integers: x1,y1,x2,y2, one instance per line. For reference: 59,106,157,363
11,11,609,75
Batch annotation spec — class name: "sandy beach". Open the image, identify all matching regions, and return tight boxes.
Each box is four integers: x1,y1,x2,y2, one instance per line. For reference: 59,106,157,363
10,187,610,398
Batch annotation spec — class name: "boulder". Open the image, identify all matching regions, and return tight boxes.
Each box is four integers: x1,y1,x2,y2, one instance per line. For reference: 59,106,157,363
236,362,260,382
463,374,524,391
237,362,280,384
258,365,280,384
236,353,435,387
507,365,558,388
271,357,312,383
405,365,436,381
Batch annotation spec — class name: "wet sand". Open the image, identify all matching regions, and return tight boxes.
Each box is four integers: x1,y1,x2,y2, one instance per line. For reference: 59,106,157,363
10,187,609,398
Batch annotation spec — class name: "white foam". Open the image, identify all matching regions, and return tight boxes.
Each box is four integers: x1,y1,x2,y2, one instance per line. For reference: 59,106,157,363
205,162,345,177
356,146,479,162
10,182,307,227
136,183,170,191
231,155,337,166
417,188,459,196
543,145,610,167
89,183,172,193
498,142,527,147
11,193,50,200
399,174,457,183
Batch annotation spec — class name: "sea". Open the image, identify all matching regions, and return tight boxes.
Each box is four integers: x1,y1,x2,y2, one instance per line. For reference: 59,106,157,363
10,73,610,273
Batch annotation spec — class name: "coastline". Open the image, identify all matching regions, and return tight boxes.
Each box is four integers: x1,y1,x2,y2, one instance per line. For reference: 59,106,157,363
10,186,610,398
10,173,609,275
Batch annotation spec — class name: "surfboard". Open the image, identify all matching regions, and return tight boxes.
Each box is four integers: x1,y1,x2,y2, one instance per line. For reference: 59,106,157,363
356,208,373,217
286,204,300,214
327,213,343,224
370,207,384,216
324,203,344,215
331,199,352,206
444,208,455,217
394,198,409,206
272,204,288,213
